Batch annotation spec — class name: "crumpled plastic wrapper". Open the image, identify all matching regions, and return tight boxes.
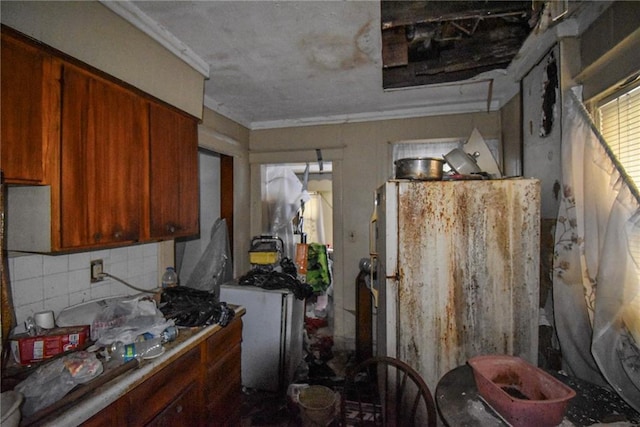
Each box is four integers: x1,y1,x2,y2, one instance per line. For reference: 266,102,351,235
15,351,103,417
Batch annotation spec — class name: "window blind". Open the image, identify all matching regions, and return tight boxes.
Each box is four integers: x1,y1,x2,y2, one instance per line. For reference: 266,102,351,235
598,85,640,188
599,84,640,333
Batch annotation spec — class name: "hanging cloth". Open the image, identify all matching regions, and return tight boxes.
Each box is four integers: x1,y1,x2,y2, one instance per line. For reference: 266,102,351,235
553,88,640,410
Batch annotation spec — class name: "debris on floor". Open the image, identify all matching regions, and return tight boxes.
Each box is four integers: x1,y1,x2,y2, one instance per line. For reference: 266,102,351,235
241,294,355,426
241,387,293,427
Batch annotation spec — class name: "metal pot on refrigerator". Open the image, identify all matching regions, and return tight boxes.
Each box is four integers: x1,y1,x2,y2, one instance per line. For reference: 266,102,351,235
394,157,445,180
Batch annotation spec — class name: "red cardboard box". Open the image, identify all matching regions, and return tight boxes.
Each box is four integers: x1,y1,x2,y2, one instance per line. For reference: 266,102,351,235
10,325,90,365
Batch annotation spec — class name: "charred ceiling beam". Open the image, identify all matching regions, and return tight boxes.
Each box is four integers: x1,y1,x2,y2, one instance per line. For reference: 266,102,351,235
381,1,534,89
381,1,532,29
382,27,408,68
383,61,511,89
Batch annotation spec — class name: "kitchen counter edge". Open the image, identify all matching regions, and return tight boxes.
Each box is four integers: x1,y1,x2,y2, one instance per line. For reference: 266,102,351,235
40,306,246,427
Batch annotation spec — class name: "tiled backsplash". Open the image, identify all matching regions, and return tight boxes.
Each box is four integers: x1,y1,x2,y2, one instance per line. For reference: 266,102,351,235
7,243,160,330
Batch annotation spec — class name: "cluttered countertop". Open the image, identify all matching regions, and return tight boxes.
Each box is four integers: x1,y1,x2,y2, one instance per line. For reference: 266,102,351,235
1,288,244,427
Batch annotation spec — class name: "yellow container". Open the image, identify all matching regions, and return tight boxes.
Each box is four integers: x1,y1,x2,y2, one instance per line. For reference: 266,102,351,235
249,251,279,265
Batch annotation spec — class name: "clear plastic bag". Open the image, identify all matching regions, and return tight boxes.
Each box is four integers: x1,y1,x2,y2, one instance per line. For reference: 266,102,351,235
185,217,233,300
15,351,103,417
91,295,174,347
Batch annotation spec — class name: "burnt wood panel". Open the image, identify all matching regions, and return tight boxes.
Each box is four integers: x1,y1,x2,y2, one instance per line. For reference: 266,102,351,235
381,1,535,88
382,27,408,68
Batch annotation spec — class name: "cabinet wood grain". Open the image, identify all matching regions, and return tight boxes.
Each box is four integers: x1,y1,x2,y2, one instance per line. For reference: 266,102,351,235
2,27,201,253
148,103,199,240
81,317,243,427
81,398,128,427
59,64,148,249
145,381,200,427
1,28,59,184
128,347,200,426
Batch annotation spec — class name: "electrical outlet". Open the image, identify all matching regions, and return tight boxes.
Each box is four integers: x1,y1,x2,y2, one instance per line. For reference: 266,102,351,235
90,259,104,283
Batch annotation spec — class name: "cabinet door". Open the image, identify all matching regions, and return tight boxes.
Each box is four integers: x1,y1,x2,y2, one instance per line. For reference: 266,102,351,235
128,347,201,426
145,381,200,427
81,397,128,427
59,64,147,249
206,343,242,425
204,318,243,424
1,30,58,184
148,103,199,239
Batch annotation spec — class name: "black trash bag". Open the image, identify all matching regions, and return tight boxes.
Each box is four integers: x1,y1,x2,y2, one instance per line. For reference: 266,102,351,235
238,257,313,300
159,286,234,327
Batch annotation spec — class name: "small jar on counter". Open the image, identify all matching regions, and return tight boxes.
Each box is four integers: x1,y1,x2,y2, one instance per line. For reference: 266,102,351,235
161,267,178,288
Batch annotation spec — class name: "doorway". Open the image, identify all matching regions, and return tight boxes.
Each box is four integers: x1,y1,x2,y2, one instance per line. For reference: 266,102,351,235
260,161,336,369
261,163,333,253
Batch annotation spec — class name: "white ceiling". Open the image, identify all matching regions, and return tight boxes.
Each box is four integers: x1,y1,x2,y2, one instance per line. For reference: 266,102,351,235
102,1,598,130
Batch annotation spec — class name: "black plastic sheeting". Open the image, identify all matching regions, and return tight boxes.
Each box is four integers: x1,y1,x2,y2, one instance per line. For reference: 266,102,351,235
238,257,313,300
159,286,234,327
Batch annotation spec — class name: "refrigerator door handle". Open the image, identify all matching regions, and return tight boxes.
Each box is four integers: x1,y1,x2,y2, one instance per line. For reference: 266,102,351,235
369,254,379,307
369,193,379,307
369,193,378,256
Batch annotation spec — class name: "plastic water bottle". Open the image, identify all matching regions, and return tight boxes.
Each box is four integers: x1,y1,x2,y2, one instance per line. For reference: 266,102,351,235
161,326,179,343
162,267,178,288
110,337,163,362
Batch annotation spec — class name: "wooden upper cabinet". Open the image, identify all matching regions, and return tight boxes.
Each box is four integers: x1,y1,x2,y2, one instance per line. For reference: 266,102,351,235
1,29,59,184
148,103,199,239
59,63,148,249
2,26,200,252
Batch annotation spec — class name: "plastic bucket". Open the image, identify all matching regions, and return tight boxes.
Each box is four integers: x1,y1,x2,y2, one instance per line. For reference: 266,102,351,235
298,385,337,426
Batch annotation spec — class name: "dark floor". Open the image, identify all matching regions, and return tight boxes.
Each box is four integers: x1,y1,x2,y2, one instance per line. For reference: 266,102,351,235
240,343,351,426
240,389,295,426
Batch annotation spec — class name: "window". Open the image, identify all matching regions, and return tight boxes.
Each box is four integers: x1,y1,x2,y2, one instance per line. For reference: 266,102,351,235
598,84,640,190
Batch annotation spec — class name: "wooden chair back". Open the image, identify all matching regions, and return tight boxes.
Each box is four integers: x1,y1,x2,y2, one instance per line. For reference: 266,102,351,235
341,356,437,427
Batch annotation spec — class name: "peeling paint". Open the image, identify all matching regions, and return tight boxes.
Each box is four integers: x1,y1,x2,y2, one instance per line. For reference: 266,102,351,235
540,53,558,137
553,180,561,200
354,20,377,61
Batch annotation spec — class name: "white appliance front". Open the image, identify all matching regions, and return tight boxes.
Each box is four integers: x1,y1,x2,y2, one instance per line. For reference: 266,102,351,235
220,284,304,392
373,179,540,390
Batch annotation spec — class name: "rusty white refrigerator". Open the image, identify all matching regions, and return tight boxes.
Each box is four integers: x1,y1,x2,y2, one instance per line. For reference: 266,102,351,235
372,179,540,389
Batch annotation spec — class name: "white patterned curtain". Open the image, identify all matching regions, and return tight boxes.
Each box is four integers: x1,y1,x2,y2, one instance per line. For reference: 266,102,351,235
554,89,640,410
302,193,326,244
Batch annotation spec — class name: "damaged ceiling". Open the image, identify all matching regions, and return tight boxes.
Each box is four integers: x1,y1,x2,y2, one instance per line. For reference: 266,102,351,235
382,1,536,89
103,1,570,129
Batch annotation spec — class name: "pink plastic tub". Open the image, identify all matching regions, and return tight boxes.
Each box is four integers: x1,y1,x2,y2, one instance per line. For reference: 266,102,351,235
468,355,576,427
